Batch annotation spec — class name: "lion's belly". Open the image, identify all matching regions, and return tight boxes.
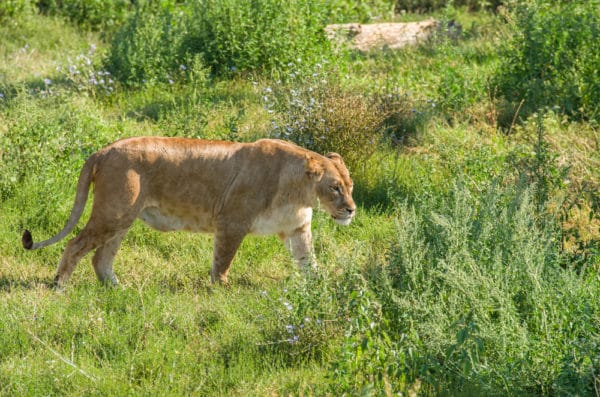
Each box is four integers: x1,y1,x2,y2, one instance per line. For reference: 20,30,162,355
139,206,214,233
250,206,312,236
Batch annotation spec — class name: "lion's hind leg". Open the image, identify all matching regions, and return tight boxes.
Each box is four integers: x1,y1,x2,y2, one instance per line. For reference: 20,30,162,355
92,230,127,285
53,164,142,289
54,212,137,289
54,225,117,288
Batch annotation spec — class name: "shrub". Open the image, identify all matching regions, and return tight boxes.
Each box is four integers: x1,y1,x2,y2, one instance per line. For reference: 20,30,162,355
263,66,429,177
328,273,409,394
106,7,188,86
106,0,336,84
342,179,600,394
0,0,33,20
183,0,331,76
494,0,600,124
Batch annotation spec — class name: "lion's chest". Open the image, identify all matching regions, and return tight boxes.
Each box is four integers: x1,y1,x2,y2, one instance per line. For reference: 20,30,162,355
250,205,312,236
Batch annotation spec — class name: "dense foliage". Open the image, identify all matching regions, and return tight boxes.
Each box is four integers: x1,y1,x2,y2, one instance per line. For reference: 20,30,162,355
494,0,600,124
105,0,334,84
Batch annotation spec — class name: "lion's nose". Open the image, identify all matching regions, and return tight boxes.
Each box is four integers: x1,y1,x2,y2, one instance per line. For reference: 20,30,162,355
346,206,356,216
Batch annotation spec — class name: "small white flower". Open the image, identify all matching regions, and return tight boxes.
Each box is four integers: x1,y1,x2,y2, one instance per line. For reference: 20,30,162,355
43,78,51,85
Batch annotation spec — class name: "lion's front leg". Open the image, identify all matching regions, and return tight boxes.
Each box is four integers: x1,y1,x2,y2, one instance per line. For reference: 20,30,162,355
211,230,246,284
280,223,317,270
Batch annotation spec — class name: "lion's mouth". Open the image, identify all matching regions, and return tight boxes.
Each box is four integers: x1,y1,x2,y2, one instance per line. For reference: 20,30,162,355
332,215,353,226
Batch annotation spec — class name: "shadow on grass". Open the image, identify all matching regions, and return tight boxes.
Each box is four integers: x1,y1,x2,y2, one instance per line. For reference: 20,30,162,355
353,181,392,212
0,275,53,292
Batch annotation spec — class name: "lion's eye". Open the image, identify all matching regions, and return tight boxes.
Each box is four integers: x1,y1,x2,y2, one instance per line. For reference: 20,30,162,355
331,185,342,194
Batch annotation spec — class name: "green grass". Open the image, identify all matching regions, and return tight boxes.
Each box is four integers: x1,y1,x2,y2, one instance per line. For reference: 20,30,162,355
1,5,600,396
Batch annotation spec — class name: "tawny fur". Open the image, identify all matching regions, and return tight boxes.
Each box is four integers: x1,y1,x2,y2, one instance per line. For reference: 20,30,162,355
22,137,356,288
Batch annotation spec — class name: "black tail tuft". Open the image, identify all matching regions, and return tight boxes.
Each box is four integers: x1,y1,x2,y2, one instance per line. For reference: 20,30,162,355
22,230,33,250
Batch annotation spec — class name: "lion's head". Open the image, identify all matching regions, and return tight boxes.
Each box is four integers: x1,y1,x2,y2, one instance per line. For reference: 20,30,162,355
307,152,356,225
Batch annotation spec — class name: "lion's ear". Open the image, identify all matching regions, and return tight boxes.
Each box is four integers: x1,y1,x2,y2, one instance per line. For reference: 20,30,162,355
305,154,324,180
326,152,345,166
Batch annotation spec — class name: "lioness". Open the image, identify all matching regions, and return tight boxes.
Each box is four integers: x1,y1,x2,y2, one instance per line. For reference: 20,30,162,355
22,137,356,288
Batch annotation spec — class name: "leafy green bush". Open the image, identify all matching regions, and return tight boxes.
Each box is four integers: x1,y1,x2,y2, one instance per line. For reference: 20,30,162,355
106,8,188,86
106,0,335,84
0,0,33,19
494,0,600,124
183,0,331,76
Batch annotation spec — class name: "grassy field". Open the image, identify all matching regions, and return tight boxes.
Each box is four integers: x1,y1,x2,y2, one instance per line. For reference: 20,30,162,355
1,2,599,395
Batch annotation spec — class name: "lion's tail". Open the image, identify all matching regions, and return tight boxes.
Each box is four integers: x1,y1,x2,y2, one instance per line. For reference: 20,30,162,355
22,154,97,250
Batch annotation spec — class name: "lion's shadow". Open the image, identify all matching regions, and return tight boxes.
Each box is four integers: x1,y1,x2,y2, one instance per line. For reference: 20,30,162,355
0,275,53,292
